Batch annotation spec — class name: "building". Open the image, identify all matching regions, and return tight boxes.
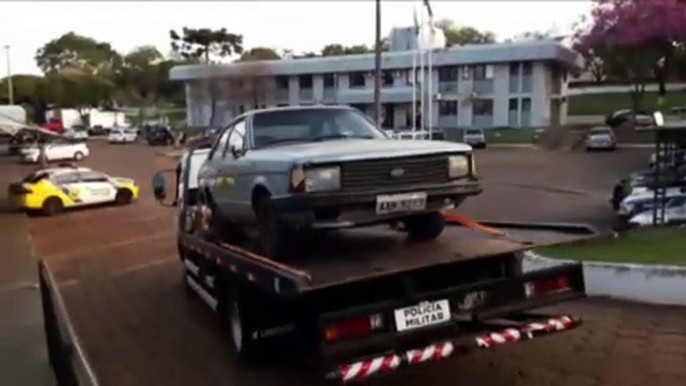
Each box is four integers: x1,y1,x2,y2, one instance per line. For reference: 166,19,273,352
170,28,583,130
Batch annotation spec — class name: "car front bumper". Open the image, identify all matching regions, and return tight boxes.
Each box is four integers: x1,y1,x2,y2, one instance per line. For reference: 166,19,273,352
271,181,482,229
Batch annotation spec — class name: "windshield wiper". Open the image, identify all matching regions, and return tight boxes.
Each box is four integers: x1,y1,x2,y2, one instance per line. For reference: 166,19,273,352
312,134,375,141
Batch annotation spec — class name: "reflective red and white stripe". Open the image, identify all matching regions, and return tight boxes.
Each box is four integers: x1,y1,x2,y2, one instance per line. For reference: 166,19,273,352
475,328,522,348
405,342,455,364
340,354,401,382
522,315,574,336
476,315,574,348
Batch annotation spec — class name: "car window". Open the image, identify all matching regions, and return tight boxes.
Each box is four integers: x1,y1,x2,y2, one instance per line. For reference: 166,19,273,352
52,172,79,185
23,171,49,183
590,128,611,134
79,171,109,183
668,197,686,207
251,108,385,148
224,120,246,157
208,126,232,161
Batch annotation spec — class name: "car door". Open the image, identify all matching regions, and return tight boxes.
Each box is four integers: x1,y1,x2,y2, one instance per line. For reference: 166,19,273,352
216,119,251,221
51,171,84,205
77,170,118,204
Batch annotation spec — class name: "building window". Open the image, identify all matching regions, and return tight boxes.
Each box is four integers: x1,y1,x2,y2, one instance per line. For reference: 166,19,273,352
473,64,494,80
473,99,494,116
438,66,459,82
383,71,394,86
439,101,458,116
349,72,366,88
509,62,519,76
508,98,518,112
323,73,335,88
522,62,533,76
522,97,531,112
299,75,313,89
275,76,289,90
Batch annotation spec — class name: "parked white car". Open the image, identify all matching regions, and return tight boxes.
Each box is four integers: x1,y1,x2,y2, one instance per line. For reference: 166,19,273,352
585,126,616,151
628,196,686,227
463,128,487,149
62,128,89,141
108,128,137,144
20,140,90,163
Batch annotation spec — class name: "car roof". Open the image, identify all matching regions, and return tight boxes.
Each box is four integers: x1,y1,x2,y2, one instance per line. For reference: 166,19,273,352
40,166,93,176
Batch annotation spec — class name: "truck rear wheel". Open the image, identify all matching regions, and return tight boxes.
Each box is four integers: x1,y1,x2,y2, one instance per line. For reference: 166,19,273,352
223,286,267,365
404,211,445,241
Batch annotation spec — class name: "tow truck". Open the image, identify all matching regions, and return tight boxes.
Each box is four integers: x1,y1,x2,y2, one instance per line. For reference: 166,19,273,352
151,143,590,383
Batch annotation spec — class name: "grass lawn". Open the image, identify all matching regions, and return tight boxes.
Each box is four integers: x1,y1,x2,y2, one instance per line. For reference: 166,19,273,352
568,89,686,116
536,226,686,266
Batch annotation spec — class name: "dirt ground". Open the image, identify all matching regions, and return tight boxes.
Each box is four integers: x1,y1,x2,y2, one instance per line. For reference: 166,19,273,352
14,142,686,386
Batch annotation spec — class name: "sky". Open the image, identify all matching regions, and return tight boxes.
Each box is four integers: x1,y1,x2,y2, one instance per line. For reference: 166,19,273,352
0,1,592,76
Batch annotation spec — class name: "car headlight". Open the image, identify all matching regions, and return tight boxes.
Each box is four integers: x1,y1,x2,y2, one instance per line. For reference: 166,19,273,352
448,155,469,178
291,166,341,193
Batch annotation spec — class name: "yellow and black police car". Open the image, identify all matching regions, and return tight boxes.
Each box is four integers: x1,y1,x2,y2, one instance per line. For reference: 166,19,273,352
8,165,140,216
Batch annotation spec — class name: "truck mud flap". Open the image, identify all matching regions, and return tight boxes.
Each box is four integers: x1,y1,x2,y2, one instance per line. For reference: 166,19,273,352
326,313,581,383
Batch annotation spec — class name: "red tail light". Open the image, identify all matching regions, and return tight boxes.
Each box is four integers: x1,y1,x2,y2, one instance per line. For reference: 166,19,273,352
525,276,570,298
324,314,384,343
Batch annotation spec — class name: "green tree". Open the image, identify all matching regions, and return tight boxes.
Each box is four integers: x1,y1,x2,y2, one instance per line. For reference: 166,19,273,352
169,27,244,63
120,46,164,103
240,47,281,61
35,32,122,75
0,75,45,104
435,19,496,46
321,44,371,57
44,70,116,125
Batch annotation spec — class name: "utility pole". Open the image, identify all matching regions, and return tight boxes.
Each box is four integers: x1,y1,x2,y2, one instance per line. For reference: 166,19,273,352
4,45,13,105
373,0,382,130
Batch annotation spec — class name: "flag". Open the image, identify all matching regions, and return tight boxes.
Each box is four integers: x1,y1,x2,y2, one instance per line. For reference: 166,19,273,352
422,0,433,19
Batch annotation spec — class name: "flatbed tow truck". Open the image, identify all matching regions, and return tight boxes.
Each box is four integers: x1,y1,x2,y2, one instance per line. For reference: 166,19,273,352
152,144,590,384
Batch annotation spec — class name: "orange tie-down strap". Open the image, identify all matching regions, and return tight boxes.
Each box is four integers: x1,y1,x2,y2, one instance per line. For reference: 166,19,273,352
441,210,507,237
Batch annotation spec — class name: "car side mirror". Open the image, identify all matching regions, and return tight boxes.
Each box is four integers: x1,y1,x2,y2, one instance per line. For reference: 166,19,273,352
152,173,166,201
230,145,244,158
653,111,665,127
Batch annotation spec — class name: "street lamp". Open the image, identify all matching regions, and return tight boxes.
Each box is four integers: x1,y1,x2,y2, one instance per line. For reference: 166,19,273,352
4,45,13,105
373,0,382,130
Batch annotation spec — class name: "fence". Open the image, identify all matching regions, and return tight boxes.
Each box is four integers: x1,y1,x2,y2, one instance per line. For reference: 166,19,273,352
38,260,99,386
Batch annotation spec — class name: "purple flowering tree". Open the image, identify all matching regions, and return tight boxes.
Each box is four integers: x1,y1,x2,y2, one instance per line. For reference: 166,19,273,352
574,0,686,110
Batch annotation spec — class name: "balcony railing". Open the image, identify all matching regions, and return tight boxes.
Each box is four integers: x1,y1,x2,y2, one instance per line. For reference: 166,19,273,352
438,81,459,93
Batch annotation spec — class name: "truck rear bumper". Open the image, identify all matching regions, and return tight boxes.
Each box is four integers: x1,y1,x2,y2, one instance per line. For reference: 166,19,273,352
327,313,580,383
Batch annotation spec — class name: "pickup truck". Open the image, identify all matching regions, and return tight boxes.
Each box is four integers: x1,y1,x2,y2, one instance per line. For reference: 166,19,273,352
149,108,589,383
193,106,481,259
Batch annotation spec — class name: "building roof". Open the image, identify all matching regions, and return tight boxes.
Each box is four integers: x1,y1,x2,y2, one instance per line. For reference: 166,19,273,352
170,41,584,81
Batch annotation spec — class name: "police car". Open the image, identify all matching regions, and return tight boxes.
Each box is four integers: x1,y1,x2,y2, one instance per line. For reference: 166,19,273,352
8,165,140,216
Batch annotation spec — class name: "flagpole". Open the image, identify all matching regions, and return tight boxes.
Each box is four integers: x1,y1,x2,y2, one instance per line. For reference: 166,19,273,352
411,7,418,134
427,32,433,140
419,7,425,136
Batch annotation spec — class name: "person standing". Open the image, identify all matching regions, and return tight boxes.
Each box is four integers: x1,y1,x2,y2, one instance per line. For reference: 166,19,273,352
38,138,48,169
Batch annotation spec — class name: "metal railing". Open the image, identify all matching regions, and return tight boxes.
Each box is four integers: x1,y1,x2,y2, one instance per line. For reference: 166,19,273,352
38,259,100,386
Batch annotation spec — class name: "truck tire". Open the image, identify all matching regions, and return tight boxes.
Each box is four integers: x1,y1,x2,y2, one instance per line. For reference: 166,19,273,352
404,211,445,241
222,285,267,365
254,195,291,260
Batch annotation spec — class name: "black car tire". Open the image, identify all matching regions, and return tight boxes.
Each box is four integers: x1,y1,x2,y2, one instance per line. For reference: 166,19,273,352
115,189,133,205
221,284,270,366
254,194,292,260
42,197,64,216
404,211,446,241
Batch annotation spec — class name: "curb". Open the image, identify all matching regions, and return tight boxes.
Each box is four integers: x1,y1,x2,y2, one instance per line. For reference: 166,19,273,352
522,251,686,306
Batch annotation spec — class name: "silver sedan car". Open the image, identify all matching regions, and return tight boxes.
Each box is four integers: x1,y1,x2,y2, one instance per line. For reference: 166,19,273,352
585,126,617,151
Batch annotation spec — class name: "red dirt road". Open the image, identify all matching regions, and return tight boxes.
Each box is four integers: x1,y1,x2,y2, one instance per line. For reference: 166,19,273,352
24,143,686,386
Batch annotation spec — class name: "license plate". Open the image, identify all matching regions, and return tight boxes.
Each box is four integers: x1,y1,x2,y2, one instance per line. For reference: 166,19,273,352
376,192,427,215
394,299,451,332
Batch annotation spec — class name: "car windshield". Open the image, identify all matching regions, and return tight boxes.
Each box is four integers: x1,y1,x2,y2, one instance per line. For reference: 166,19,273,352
251,108,386,148
23,171,49,183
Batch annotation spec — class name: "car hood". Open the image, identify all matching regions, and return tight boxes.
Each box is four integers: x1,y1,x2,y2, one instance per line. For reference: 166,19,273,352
249,139,472,164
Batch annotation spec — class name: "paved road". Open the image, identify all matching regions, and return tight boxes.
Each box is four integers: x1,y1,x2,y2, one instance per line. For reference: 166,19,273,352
23,143,686,386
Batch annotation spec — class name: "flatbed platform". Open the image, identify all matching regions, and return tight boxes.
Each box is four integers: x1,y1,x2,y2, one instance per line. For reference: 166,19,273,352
183,222,594,294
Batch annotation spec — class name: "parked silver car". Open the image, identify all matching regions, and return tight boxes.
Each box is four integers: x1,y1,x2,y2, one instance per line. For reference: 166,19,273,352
196,106,481,258
462,128,487,149
585,126,616,151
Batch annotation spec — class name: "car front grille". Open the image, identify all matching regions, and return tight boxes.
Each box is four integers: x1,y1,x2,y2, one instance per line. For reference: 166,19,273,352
340,154,451,192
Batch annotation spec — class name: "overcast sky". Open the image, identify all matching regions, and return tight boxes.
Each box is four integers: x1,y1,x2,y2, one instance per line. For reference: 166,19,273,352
0,1,592,76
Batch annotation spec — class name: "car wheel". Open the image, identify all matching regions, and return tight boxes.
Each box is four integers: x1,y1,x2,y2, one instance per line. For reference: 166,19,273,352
254,194,292,260
41,197,64,216
73,151,84,161
115,189,133,205
404,211,445,241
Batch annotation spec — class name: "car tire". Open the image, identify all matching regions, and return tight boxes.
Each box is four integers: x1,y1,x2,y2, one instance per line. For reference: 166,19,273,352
73,151,84,161
254,194,292,260
404,211,446,241
115,189,133,205
221,284,267,366
41,197,64,216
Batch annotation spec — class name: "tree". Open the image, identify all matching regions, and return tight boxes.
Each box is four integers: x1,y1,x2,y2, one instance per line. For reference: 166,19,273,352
435,19,496,46
35,32,121,76
119,46,164,105
43,70,116,126
169,27,244,63
240,47,281,61
574,0,686,110
320,44,371,57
